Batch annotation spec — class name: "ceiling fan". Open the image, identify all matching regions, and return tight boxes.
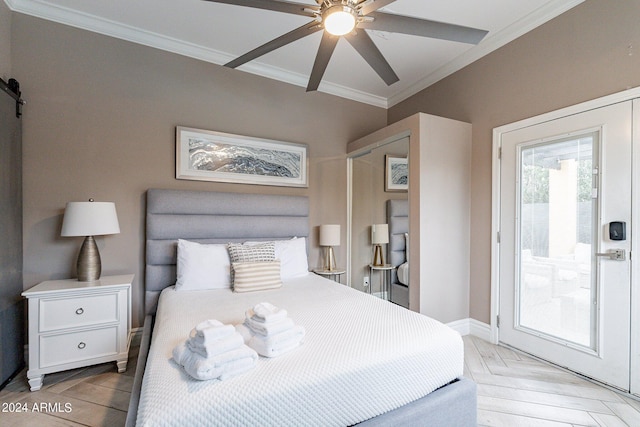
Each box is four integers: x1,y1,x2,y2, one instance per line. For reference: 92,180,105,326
204,0,488,91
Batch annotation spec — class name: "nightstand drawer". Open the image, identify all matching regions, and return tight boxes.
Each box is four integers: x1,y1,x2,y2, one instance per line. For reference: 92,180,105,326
40,327,118,368
40,293,118,332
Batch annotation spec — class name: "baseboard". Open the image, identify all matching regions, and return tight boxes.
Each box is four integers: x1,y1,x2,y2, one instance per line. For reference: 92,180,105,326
447,318,491,341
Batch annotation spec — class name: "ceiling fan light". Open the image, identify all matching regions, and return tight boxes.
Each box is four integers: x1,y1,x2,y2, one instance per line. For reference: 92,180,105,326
324,6,356,36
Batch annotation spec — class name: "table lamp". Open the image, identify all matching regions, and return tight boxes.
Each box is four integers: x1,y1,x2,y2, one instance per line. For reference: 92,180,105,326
319,224,340,271
61,199,120,281
371,224,389,267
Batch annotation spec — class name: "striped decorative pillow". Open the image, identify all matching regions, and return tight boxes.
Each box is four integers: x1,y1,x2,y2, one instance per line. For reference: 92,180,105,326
232,260,282,293
227,241,276,283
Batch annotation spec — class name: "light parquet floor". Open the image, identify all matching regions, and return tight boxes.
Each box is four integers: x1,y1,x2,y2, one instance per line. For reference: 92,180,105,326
1,333,638,426
463,335,640,427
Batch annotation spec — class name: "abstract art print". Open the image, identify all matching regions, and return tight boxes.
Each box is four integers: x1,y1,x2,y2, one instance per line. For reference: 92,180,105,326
176,127,308,187
385,155,408,192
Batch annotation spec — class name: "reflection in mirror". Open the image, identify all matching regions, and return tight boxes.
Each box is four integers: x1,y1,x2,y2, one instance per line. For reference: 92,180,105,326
350,137,409,307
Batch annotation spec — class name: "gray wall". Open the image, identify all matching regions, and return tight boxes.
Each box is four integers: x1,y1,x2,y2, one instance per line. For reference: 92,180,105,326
388,0,640,324
11,14,387,327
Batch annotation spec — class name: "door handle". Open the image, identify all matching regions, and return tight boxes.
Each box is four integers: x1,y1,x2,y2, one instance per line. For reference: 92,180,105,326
595,249,626,261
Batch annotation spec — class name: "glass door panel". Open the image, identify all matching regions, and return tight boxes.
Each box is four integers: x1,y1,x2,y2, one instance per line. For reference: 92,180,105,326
517,134,598,349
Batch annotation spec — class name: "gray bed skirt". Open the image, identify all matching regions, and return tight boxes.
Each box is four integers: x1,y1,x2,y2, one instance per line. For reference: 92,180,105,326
357,377,477,426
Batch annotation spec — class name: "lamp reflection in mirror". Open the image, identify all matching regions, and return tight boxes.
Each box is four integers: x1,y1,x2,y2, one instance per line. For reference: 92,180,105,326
371,224,389,267
319,224,340,271
61,199,120,281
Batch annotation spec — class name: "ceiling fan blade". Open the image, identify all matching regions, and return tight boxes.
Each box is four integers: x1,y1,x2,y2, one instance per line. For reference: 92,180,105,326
226,22,322,69
345,30,398,86
357,0,397,16
360,12,488,44
306,32,339,92
202,0,317,17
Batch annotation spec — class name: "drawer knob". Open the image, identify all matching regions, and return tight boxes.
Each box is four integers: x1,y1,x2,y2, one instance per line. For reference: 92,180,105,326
78,342,86,350
75,308,84,315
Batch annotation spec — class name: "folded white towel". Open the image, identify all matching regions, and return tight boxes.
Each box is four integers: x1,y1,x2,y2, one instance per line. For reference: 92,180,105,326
219,357,256,381
254,337,303,358
172,342,258,381
187,332,244,358
190,319,236,342
236,324,305,358
235,323,253,343
249,302,288,324
244,316,295,336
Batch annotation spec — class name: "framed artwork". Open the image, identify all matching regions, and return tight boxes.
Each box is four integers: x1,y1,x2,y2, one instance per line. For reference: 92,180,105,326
176,127,308,187
385,155,408,192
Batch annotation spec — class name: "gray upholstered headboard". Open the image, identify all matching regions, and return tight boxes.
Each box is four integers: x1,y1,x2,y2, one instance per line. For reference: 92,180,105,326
387,199,408,285
145,188,309,314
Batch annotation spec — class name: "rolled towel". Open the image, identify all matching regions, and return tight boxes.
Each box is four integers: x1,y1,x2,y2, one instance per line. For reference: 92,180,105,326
190,319,235,342
244,316,295,336
249,302,288,324
187,332,244,358
172,342,258,381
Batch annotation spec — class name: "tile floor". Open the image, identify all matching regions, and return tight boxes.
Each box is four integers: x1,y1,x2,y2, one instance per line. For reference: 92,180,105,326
465,335,640,426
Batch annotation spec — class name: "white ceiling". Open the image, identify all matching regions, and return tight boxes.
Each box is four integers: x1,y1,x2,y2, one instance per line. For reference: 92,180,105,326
6,0,584,108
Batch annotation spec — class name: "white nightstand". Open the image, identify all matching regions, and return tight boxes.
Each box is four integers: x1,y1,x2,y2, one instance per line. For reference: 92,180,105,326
22,274,133,391
313,268,346,283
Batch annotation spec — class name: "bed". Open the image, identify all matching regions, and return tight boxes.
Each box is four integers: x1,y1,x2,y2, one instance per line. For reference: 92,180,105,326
126,188,476,426
387,199,409,308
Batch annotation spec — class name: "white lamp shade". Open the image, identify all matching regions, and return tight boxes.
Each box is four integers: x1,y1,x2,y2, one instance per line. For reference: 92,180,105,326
319,224,340,246
61,201,120,237
371,224,389,245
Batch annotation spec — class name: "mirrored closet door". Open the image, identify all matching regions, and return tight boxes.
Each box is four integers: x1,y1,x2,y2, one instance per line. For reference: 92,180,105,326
348,137,409,307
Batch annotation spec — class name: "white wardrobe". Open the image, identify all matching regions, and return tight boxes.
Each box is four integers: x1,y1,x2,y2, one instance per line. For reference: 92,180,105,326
348,113,472,324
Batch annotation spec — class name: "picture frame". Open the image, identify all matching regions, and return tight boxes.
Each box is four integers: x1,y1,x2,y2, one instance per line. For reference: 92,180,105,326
176,126,308,187
385,155,408,192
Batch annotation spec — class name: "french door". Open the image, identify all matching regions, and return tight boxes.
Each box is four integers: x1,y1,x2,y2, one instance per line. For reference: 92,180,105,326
498,101,633,391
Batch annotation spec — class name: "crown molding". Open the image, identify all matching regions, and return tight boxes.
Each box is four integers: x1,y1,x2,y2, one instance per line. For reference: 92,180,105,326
7,0,583,109
7,0,388,108
387,0,585,107
238,60,389,108
7,0,231,65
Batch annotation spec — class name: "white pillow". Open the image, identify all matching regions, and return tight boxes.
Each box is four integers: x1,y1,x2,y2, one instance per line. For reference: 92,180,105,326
175,239,231,290
276,237,309,279
244,237,309,280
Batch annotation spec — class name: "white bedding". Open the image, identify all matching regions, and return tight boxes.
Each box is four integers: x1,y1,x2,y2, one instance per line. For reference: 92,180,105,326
397,262,409,285
136,273,463,426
